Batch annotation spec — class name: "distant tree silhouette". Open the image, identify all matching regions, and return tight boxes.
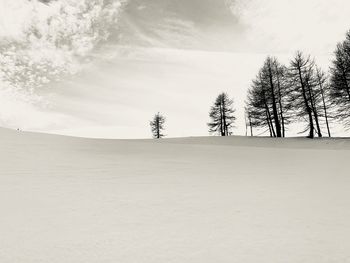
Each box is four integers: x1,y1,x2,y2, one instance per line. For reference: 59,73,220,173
150,112,166,139
329,31,350,126
208,93,236,136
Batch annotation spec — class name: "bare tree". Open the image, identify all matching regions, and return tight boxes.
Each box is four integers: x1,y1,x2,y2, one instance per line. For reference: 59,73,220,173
208,93,236,136
287,51,323,138
150,112,166,139
246,73,274,136
246,57,291,137
329,31,350,126
316,67,332,137
274,61,292,137
265,57,282,137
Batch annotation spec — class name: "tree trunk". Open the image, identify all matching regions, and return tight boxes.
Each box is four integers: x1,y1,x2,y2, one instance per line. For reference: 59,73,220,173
265,106,276,137
306,107,314,139
268,62,282,137
297,66,314,138
222,98,228,136
219,103,224,136
156,120,160,139
249,116,254,136
322,100,331,138
266,110,273,137
263,95,276,137
318,76,332,137
275,65,286,137
157,118,161,139
306,80,322,138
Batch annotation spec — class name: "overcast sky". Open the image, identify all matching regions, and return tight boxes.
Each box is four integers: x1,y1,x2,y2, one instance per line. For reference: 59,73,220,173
1,0,350,138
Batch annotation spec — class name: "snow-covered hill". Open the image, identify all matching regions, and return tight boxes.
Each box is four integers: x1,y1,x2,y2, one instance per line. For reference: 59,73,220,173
1,128,349,262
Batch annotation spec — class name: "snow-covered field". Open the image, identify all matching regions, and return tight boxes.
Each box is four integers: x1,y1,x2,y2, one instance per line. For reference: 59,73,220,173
1,127,350,262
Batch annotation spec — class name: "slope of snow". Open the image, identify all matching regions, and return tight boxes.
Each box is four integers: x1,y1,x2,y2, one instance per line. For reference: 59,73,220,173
0,128,350,262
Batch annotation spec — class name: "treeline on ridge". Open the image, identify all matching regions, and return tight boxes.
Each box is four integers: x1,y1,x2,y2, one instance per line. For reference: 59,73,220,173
150,30,350,139
245,30,350,138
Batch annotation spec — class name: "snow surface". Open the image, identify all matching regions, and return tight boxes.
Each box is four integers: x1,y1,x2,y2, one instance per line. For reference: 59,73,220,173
0,128,350,262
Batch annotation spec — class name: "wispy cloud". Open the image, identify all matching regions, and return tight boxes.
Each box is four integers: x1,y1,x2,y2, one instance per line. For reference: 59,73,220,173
231,0,350,54
0,0,126,129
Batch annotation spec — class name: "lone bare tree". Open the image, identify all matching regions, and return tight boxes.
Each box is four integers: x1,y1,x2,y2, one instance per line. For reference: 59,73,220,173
150,112,166,139
208,92,236,136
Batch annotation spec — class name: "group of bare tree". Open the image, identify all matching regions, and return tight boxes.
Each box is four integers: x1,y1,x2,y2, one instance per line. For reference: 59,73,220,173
208,93,236,136
150,30,350,139
246,57,292,138
329,31,350,127
246,30,350,138
246,53,331,138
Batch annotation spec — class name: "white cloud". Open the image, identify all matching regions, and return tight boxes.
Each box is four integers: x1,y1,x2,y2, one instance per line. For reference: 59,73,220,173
232,0,350,55
0,0,126,130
